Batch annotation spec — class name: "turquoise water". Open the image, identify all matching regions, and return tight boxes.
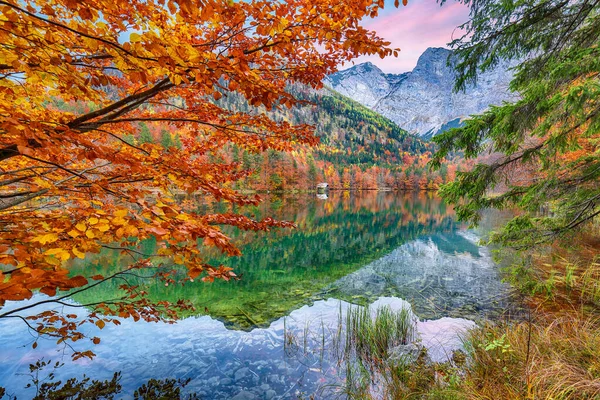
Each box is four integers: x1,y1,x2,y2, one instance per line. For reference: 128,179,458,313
0,192,511,399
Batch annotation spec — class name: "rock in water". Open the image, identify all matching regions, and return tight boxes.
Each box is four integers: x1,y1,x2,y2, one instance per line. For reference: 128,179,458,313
234,367,250,382
387,343,425,366
231,390,257,400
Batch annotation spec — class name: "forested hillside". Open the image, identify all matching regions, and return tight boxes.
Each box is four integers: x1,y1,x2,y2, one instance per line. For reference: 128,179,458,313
120,85,463,192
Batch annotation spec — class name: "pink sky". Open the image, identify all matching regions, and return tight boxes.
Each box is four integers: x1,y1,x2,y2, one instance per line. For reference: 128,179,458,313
341,1,471,74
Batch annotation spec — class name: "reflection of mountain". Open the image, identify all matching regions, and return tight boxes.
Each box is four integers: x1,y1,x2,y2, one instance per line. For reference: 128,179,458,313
0,296,474,399
330,231,511,320
0,193,511,399
71,192,461,329
429,232,481,258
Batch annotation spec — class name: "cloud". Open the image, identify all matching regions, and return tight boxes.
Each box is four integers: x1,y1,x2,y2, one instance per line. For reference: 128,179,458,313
340,1,470,74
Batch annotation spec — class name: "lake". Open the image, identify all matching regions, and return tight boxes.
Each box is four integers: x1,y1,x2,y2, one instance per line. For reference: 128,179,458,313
0,191,512,399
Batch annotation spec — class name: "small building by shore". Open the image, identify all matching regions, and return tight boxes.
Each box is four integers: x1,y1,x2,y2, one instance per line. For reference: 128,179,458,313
316,183,329,194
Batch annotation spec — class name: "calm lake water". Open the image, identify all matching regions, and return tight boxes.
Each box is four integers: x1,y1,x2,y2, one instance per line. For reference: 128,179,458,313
0,192,512,399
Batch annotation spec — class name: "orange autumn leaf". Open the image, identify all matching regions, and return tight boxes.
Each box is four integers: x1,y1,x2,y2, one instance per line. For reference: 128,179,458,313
0,0,405,353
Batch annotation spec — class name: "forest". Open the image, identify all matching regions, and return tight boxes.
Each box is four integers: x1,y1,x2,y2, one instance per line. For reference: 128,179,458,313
1,0,599,399
71,83,463,192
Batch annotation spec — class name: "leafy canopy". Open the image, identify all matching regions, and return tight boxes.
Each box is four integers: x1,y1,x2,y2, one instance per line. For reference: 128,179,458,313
432,0,600,248
0,0,401,324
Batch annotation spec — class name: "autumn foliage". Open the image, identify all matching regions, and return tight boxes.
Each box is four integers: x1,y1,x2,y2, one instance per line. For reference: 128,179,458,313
0,0,402,325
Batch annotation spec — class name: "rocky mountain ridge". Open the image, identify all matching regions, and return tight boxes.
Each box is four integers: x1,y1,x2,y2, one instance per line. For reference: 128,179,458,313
324,47,518,136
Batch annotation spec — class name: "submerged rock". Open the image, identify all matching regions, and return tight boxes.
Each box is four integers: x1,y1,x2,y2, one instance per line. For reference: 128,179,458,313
234,367,250,382
231,390,257,400
387,343,425,366
220,378,233,386
331,232,511,320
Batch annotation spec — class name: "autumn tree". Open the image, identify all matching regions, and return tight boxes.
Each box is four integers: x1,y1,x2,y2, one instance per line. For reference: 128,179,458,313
0,0,401,353
432,0,600,247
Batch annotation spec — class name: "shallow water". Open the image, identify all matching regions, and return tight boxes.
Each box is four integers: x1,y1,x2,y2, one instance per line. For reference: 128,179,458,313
0,192,511,399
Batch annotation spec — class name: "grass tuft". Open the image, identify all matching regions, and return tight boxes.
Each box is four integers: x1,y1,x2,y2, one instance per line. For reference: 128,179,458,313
460,228,600,399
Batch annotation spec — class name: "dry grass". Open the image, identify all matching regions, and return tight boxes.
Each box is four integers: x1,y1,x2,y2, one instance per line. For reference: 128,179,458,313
464,313,600,399
286,227,600,399
460,226,600,400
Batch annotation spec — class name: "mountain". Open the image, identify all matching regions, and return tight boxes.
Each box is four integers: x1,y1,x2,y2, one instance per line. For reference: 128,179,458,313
201,85,460,191
287,85,431,166
214,84,432,166
126,83,461,192
324,47,518,136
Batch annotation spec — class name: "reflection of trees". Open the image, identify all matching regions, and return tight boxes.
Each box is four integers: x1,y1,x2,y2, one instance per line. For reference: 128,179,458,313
71,193,458,330
2,359,197,400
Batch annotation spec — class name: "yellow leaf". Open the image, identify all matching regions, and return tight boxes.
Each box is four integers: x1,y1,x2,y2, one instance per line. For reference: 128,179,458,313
44,256,61,266
88,217,99,225
125,225,139,236
176,213,190,221
44,248,71,261
171,74,182,85
67,229,80,238
112,217,127,226
44,248,61,255
96,223,110,232
114,209,128,217
130,32,141,43
76,222,87,232
72,247,85,259
32,233,59,244
85,229,95,239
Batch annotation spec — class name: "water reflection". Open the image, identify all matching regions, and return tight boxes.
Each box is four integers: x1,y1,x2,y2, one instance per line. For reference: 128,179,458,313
0,192,511,398
330,231,511,320
0,296,475,399
69,192,462,329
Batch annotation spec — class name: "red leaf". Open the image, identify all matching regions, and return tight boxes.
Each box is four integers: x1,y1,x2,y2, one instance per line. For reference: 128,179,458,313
40,286,57,297
66,276,88,288
189,267,203,279
147,226,169,236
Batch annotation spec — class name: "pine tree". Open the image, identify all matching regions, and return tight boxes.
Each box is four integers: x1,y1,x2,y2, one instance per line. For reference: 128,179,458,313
139,123,154,144
432,0,600,247
173,133,183,150
160,129,174,150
